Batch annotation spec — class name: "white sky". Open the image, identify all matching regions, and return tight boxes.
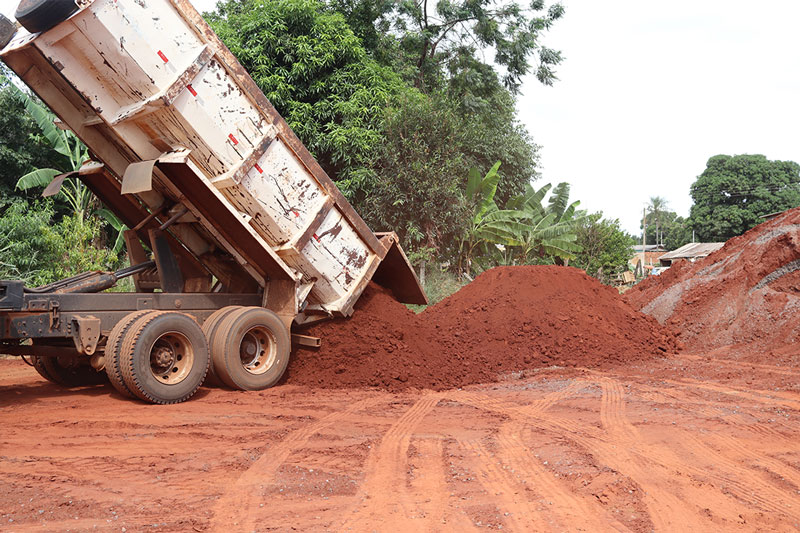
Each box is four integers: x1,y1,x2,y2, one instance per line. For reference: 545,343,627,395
518,0,800,233
4,0,798,233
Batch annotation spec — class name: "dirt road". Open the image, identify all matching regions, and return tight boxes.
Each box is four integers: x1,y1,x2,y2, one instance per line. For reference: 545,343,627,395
1,354,799,532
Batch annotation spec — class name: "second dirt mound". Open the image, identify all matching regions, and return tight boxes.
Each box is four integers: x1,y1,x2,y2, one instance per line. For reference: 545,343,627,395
625,207,800,358
287,265,680,391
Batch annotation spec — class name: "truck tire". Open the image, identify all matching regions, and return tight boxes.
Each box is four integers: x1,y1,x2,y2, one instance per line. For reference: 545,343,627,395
33,355,107,387
0,14,16,49
104,310,152,398
201,305,241,387
31,354,55,383
211,307,290,391
15,0,79,34
119,311,209,404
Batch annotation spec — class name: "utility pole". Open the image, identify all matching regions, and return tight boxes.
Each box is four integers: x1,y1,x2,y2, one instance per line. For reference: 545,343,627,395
641,207,646,269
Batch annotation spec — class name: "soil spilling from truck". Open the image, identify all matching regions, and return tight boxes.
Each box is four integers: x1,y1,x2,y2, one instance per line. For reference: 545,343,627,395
626,206,800,363
287,265,680,391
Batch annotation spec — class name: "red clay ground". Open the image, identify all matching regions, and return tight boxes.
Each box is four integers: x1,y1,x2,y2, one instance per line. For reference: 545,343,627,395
2,352,799,532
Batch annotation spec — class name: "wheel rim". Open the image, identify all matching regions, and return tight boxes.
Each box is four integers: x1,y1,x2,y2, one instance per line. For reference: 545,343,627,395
238,326,277,376
149,331,194,385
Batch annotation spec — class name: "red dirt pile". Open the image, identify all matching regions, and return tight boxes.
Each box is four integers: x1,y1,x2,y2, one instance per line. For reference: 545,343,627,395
286,265,680,391
626,206,800,357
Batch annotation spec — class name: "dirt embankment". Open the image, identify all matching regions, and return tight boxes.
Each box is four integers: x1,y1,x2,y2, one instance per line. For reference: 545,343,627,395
286,265,680,391
626,206,800,361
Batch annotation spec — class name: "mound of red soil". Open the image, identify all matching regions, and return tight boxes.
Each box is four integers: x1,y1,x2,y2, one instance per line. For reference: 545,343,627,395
625,207,800,356
423,266,680,371
283,284,450,391
286,265,680,391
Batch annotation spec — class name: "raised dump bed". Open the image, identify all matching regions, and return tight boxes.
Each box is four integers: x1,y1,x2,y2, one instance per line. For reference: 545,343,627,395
0,0,425,404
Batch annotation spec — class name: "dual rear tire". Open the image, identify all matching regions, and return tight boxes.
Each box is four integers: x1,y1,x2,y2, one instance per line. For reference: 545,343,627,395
207,307,290,391
103,307,290,404
105,311,209,404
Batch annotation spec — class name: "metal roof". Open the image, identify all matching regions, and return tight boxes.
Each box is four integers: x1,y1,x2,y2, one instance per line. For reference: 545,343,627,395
658,242,725,261
632,244,667,253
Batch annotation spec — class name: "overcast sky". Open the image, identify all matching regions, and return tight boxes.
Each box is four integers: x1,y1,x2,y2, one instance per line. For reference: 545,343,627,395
4,0,798,234
517,0,800,233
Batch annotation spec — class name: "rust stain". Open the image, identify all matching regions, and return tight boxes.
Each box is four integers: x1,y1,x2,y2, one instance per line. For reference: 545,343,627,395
343,247,367,270
318,222,343,241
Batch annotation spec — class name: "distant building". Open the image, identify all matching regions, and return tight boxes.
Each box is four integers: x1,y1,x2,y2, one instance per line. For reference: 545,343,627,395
658,242,724,266
631,244,668,269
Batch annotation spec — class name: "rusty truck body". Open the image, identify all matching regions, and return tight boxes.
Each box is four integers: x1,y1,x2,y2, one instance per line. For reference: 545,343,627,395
0,0,425,403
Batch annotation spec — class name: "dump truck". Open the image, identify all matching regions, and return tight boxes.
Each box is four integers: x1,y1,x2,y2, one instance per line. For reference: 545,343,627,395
0,0,426,404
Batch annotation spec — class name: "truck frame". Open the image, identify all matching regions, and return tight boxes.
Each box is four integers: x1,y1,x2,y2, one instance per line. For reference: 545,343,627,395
0,0,426,403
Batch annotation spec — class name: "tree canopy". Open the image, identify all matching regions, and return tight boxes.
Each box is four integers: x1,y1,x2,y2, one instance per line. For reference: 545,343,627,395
573,214,634,282
688,154,800,242
0,67,63,208
207,0,407,198
207,0,546,257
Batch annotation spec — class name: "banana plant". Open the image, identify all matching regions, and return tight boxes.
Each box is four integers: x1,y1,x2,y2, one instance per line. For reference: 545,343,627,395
11,83,92,221
471,181,586,266
459,161,503,276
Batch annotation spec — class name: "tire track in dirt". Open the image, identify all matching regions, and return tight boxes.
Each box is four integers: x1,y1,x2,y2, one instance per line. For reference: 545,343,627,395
452,381,630,531
595,378,800,524
211,396,382,531
340,393,449,531
662,378,800,411
676,353,800,377
461,378,724,530
459,438,554,531
542,405,800,526
595,377,711,531
599,378,638,442
671,430,800,520
635,383,800,445
496,421,628,532
410,437,476,530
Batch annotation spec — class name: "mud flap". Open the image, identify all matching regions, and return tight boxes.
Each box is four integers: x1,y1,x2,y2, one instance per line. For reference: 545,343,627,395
372,233,428,305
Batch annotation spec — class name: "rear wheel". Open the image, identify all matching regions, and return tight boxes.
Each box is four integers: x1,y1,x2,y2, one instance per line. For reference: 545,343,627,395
201,306,241,387
104,310,152,398
31,355,54,383
119,312,210,404
32,355,107,387
211,307,290,391
15,0,80,34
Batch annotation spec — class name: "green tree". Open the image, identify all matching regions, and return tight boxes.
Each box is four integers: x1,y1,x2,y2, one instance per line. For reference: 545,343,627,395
662,215,692,250
0,201,120,287
573,213,635,282
336,0,565,92
0,67,62,208
330,0,546,202
11,83,91,221
643,210,691,250
646,196,668,247
363,93,469,257
207,0,407,198
688,154,800,241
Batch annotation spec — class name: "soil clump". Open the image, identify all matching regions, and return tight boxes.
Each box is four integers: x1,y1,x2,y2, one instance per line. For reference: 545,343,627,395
626,206,800,360
287,265,680,391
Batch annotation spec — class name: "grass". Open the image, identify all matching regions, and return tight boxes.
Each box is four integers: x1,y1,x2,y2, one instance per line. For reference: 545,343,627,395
408,266,469,313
